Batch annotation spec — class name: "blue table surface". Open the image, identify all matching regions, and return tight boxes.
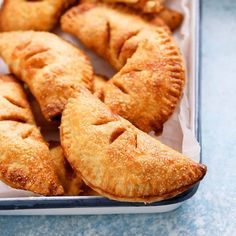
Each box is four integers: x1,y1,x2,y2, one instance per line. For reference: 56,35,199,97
0,0,236,235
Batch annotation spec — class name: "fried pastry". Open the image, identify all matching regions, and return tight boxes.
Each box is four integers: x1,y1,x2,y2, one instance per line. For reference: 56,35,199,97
0,31,93,121
0,74,64,196
0,0,76,31
60,90,206,203
61,3,185,132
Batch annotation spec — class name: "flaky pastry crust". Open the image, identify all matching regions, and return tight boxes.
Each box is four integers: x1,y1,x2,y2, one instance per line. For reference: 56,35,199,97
0,75,64,196
61,3,185,132
0,0,76,31
0,31,93,121
60,90,206,203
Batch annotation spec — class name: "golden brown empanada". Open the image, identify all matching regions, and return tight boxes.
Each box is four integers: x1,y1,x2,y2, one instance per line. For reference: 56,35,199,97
0,31,93,121
0,0,76,31
0,74,64,196
61,3,185,133
60,89,206,203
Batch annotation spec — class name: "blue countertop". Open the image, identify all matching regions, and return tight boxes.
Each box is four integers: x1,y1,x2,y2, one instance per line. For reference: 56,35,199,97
0,0,236,235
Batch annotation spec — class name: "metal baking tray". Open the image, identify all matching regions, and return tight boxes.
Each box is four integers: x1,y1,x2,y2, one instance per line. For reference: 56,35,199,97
0,0,202,215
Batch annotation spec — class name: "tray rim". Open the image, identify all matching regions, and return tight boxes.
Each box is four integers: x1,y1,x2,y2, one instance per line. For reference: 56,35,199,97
0,0,202,211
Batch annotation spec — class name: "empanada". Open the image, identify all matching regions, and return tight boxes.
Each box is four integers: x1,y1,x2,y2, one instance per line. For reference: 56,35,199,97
0,0,76,31
0,31,93,121
0,74,64,196
60,89,206,203
61,3,185,132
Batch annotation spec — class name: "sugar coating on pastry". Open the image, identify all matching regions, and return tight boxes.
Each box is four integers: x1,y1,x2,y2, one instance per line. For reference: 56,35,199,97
0,75,64,196
60,89,206,203
61,3,185,133
0,0,76,31
0,31,93,121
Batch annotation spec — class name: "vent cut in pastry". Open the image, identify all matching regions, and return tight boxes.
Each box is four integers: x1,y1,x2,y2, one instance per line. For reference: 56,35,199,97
0,0,76,31
61,3,185,133
0,74,64,196
0,31,93,121
60,89,206,203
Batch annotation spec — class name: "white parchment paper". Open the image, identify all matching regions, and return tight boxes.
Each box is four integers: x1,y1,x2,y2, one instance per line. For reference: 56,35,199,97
0,0,200,197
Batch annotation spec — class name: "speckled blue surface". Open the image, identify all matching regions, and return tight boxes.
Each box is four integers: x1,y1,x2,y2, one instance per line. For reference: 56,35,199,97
0,0,236,235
